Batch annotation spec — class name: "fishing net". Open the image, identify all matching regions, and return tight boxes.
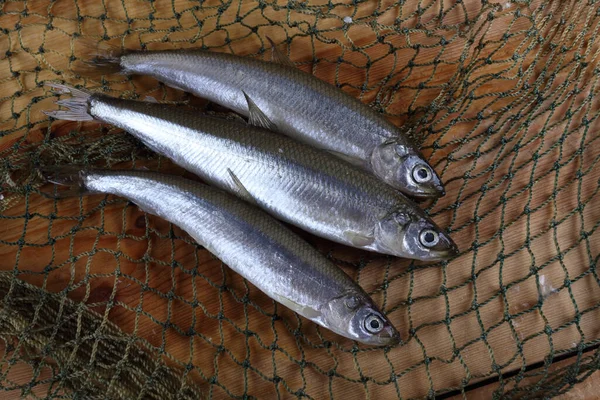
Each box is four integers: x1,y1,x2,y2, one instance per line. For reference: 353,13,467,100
0,0,599,398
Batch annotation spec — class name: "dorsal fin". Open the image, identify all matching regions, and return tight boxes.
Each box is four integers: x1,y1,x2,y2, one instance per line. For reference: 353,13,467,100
228,169,259,205
266,36,295,68
242,91,277,131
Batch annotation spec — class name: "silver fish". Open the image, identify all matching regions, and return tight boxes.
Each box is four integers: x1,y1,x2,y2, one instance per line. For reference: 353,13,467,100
82,40,445,198
44,167,399,345
44,84,458,261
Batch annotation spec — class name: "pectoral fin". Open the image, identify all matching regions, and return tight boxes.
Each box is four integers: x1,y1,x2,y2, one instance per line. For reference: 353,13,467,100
242,91,277,131
327,150,365,167
344,231,375,247
228,168,258,205
274,294,321,319
266,36,295,68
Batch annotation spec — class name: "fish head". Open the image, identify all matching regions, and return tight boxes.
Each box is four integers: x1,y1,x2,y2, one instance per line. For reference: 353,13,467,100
322,292,400,346
370,140,445,198
375,209,458,261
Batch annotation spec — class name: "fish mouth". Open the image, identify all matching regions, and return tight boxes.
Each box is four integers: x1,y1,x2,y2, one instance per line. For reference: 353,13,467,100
408,184,446,199
431,241,460,261
375,325,402,346
422,234,459,261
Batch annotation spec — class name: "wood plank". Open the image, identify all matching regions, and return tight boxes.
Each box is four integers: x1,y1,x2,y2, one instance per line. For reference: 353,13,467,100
0,0,599,398
450,352,600,399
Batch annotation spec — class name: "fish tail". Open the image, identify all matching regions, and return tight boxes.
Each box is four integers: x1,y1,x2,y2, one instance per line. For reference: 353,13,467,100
39,166,92,197
40,166,87,187
73,38,124,76
43,83,95,121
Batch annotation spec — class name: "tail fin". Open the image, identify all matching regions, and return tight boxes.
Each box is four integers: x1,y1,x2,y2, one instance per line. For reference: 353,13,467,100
40,166,92,198
41,166,87,187
73,38,124,76
43,83,95,121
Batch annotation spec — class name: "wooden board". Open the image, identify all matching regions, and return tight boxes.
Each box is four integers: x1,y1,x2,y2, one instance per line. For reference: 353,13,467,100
0,0,599,398
451,356,600,399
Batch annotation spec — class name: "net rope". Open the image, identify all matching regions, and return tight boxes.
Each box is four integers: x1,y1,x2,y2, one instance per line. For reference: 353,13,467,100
0,0,599,398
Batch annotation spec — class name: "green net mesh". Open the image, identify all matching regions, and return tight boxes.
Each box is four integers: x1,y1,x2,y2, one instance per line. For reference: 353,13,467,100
0,0,599,398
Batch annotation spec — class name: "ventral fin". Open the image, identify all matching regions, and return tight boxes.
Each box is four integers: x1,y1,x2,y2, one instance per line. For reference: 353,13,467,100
266,36,295,68
143,96,158,103
228,168,258,205
344,231,375,247
242,91,277,131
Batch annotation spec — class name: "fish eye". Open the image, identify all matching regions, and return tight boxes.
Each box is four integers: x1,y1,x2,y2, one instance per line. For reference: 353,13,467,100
419,229,440,248
412,164,432,183
364,314,385,334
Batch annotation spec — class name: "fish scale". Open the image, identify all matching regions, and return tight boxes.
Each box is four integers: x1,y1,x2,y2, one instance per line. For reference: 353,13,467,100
122,51,388,160
45,85,458,261
89,95,386,239
80,43,448,197
47,169,397,345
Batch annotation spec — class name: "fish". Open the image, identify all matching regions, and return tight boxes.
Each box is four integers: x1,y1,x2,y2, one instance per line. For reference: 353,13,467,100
43,167,400,346
78,39,445,199
43,84,458,261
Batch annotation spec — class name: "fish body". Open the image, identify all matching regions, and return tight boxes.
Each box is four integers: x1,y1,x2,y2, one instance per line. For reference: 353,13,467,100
45,168,398,345
87,45,445,198
45,85,458,261
122,51,381,162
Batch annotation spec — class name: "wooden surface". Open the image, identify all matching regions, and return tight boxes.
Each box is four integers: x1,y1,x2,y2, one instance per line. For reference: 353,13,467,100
0,0,599,398
451,359,600,399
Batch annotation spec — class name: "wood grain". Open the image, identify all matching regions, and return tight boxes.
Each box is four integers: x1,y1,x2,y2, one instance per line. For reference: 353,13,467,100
0,0,599,398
